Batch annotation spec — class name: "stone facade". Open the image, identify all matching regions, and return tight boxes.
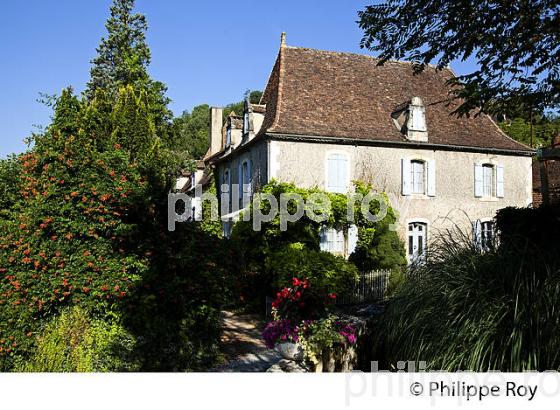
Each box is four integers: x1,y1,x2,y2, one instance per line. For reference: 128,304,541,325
269,139,532,243
206,37,534,260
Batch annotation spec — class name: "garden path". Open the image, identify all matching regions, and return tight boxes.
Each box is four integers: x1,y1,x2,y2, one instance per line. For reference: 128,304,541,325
211,310,281,372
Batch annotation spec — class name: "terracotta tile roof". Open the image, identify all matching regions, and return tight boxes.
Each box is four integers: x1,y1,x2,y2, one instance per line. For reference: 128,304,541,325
259,45,533,153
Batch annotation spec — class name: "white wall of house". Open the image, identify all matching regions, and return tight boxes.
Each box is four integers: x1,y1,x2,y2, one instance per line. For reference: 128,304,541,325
270,140,532,248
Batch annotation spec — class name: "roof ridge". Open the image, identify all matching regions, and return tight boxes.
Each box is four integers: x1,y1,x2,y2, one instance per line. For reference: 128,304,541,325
284,45,447,71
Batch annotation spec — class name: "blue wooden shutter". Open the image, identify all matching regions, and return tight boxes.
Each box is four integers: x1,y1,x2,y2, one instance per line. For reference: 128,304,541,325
402,158,411,196
427,159,436,197
474,163,483,197
496,165,504,198
338,155,347,193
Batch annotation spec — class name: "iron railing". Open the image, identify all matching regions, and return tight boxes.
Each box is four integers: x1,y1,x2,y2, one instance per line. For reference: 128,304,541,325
336,269,391,305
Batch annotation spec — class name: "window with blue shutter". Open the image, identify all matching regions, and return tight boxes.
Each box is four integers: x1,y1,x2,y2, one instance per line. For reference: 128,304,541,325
475,163,503,198
319,226,345,254
326,153,348,193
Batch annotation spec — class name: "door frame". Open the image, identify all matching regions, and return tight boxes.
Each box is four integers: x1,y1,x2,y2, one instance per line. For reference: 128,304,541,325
406,219,429,264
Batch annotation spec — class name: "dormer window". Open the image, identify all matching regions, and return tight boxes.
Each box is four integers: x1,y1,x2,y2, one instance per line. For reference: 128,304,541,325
243,111,250,135
406,97,428,142
243,98,251,136
226,123,232,147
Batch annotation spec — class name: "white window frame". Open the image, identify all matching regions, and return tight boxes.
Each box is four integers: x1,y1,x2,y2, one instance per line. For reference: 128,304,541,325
410,159,426,194
239,159,252,209
473,218,496,252
222,168,231,212
319,226,345,254
325,151,350,193
475,162,504,199
482,164,495,197
407,219,429,264
402,157,435,197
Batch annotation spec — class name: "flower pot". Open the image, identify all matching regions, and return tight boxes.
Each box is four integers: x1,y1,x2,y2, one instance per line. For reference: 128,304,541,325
275,342,303,361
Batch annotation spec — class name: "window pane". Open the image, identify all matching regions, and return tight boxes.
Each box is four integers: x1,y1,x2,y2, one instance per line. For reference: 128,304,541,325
483,165,493,197
411,160,425,194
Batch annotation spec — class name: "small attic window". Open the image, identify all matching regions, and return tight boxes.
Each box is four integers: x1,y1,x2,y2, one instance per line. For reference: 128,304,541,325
243,111,249,135
392,97,428,142
243,99,251,135
226,123,232,147
409,97,427,131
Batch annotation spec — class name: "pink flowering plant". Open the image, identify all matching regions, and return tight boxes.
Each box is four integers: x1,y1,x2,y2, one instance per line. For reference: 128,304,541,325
262,320,299,349
263,277,357,356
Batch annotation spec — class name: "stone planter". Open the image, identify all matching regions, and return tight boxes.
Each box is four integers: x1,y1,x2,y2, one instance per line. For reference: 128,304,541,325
275,342,304,361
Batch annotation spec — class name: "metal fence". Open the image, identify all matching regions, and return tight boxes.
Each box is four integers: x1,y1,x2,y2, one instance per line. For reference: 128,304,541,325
336,269,391,305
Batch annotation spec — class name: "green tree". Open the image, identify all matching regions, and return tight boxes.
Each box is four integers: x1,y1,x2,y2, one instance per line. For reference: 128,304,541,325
171,91,263,161
0,156,22,220
358,1,560,116
86,0,150,97
85,0,172,139
172,104,211,159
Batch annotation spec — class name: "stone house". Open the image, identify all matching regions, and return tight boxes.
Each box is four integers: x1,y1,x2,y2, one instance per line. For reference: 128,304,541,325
205,35,534,263
533,137,560,208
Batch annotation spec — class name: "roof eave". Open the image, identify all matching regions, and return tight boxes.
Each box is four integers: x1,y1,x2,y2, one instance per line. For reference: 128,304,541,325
265,132,536,157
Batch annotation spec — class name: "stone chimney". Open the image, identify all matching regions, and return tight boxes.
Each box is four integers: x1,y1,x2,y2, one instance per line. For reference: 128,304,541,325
209,107,223,156
406,97,428,142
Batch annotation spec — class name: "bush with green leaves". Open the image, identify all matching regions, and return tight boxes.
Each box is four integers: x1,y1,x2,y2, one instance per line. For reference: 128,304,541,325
375,217,560,371
268,243,358,295
16,306,139,372
231,181,406,306
0,0,232,372
0,88,232,371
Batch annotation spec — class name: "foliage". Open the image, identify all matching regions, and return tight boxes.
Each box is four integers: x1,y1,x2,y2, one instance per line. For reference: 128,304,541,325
85,0,178,167
0,0,233,371
171,91,263,161
375,214,560,371
199,181,224,237
223,90,263,118
385,268,406,298
0,88,150,370
232,180,405,306
268,243,358,295
271,277,334,323
172,104,211,160
349,189,407,271
358,1,560,116
15,306,139,372
298,317,357,365
498,117,560,148
0,156,21,219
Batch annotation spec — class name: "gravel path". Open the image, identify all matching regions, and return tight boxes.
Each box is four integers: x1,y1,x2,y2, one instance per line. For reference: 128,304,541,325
210,311,281,372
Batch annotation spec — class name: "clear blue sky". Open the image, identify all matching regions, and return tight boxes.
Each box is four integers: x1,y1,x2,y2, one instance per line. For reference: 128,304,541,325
0,0,477,159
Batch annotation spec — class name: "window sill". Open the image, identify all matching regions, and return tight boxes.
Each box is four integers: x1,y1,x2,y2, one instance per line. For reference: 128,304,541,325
403,193,435,200
477,196,500,202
